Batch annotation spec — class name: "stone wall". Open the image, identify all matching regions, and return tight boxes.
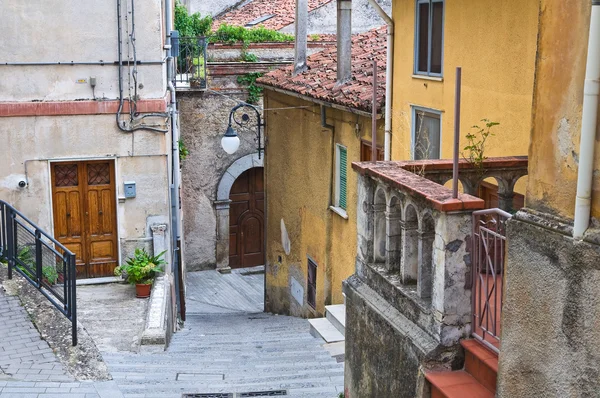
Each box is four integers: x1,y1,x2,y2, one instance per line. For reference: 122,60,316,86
179,90,261,271
498,210,600,398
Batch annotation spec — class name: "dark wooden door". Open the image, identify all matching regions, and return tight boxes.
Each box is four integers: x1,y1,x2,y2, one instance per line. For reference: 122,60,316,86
229,167,264,268
51,161,118,278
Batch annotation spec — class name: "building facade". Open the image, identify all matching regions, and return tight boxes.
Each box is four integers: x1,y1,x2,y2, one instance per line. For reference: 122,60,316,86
0,1,177,283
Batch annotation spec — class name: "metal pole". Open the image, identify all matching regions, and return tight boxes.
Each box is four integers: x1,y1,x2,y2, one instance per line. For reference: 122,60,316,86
7,210,14,280
452,67,462,198
70,253,77,346
372,60,378,162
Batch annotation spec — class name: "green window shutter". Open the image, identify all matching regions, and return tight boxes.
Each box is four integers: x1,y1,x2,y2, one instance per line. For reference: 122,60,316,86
339,146,347,209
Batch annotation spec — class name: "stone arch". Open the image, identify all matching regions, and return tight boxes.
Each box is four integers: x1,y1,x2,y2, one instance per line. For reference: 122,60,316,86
386,194,403,273
373,186,387,264
214,152,263,272
401,203,419,283
418,212,435,300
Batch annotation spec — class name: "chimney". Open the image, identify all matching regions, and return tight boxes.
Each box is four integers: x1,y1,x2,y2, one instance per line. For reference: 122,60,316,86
294,0,308,75
337,0,352,84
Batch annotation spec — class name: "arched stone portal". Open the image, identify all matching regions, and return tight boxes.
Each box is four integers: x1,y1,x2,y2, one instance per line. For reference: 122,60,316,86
214,152,263,273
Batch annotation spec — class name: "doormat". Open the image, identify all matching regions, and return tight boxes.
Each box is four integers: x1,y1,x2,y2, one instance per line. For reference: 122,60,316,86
183,390,287,398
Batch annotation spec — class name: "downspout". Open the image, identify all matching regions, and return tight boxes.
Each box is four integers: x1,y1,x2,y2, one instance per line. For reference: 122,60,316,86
573,1,600,239
367,0,393,160
321,105,335,307
165,0,183,316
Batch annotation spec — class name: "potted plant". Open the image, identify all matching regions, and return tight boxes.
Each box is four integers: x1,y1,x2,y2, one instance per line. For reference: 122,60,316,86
114,248,165,298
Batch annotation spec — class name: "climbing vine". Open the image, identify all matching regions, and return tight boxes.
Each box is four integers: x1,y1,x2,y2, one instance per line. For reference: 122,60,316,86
237,73,264,104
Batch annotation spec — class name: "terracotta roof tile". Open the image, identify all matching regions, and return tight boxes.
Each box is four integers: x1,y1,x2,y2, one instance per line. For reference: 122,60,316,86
257,26,387,113
214,0,333,31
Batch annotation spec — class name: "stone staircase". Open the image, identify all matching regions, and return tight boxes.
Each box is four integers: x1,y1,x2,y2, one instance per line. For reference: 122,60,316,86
424,339,498,398
101,312,344,398
308,304,346,362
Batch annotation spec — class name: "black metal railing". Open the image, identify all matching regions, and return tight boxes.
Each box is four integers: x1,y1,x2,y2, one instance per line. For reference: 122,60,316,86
174,36,208,90
0,201,77,346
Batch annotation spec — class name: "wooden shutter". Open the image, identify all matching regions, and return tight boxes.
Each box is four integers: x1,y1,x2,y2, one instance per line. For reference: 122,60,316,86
339,146,347,210
307,258,317,309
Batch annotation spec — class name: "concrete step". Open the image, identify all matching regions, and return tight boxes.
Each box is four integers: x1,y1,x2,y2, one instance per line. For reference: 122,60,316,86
308,318,344,343
325,304,345,336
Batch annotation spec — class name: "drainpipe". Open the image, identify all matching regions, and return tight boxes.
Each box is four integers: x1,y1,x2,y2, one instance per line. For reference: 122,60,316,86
165,0,182,316
294,0,308,75
573,1,600,239
337,0,352,84
367,0,393,160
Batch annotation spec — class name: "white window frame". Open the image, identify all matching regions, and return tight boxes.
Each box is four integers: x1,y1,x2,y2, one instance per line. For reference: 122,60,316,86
411,106,442,160
414,0,445,77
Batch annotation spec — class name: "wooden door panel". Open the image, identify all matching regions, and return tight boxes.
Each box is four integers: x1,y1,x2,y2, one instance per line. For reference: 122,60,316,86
52,161,118,279
229,167,265,269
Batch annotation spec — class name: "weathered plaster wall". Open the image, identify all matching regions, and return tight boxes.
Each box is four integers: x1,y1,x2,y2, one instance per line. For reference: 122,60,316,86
1,0,166,101
525,0,600,220
186,0,241,18
179,91,261,271
390,0,538,166
0,115,171,263
280,0,392,35
263,90,383,316
499,212,600,398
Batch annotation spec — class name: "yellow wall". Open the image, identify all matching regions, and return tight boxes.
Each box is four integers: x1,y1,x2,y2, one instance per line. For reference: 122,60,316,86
391,0,539,195
264,90,383,316
526,1,600,220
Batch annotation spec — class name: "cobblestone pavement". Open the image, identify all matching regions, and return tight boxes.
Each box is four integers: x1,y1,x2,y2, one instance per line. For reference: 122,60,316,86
1,268,344,397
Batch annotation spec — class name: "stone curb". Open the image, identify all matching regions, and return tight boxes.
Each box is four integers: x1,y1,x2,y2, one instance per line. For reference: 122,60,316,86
140,275,169,348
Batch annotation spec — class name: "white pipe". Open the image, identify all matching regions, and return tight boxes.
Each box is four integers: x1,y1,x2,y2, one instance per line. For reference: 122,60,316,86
367,0,393,160
574,2,600,239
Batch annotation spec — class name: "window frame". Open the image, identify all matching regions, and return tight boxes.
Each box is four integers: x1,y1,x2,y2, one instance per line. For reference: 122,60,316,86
334,143,348,210
414,0,445,77
411,106,442,160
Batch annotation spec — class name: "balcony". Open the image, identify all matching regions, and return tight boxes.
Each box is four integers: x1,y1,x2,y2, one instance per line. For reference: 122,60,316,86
174,36,208,90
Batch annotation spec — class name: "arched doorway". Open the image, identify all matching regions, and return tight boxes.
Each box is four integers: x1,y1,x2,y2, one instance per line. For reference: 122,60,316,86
228,167,264,268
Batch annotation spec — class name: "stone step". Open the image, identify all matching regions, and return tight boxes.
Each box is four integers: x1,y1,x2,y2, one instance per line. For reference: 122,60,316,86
325,304,346,336
308,318,344,343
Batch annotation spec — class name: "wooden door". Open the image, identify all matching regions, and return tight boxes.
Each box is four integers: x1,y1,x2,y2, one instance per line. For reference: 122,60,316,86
51,161,118,278
229,167,264,269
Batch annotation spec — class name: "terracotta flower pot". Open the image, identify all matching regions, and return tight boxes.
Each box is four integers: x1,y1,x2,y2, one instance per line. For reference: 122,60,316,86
135,283,152,298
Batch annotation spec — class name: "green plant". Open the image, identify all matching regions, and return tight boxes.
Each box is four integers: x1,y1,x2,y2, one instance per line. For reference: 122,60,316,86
174,1,212,37
211,24,294,44
42,266,59,285
338,393,345,398
462,119,499,172
237,72,264,104
115,248,165,285
310,34,321,41
179,139,189,161
241,52,258,62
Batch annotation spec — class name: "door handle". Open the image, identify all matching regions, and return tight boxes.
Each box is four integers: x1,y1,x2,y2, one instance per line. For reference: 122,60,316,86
99,211,103,215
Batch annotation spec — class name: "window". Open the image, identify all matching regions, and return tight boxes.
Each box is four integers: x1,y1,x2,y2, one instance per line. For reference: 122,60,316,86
412,107,441,160
360,139,384,161
335,144,348,210
415,0,444,76
307,257,317,309
244,15,275,27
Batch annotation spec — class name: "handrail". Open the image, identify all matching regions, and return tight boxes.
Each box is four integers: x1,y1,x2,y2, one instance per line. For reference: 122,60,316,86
0,200,77,346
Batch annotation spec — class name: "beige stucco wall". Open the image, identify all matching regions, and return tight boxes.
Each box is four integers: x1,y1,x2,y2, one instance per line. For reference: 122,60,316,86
0,0,166,101
0,115,171,264
526,1,600,221
264,90,383,316
390,0,539,195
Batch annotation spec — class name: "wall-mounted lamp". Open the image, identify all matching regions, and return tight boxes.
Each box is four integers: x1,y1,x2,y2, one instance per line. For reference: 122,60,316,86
221,103,264,158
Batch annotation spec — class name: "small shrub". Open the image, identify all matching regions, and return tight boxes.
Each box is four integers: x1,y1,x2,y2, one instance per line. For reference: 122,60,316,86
174,1,212,37
462,119,499,172
211,24,294,44
179,140,189,161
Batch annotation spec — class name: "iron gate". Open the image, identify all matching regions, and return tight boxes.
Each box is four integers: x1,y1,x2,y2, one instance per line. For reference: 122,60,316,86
471,208,511,353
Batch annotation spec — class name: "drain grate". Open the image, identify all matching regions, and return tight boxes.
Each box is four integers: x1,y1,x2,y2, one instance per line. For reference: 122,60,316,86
183,391,287,398
239,391,287,397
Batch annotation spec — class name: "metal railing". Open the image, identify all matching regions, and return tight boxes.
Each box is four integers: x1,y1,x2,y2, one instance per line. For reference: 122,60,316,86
174,36,207,90
0,201,77,346
471,208,511,354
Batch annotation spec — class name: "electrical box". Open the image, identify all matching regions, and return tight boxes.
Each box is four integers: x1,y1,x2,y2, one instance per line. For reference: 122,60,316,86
124,182,136,198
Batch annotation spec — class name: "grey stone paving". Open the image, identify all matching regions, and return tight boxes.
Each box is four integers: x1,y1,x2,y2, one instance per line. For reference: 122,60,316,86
1,268,344,397
185,266,264,314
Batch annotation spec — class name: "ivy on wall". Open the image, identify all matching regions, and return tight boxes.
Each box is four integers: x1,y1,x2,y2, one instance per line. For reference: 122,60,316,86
237,73,264,104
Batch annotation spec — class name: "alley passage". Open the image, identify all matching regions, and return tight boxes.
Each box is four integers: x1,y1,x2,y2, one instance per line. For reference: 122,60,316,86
0,268,343,397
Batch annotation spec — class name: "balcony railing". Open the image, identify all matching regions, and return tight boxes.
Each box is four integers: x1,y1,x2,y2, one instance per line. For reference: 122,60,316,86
0,201,77,346
174,36,207,90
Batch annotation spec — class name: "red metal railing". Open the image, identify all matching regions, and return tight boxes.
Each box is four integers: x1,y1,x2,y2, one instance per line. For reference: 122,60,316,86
471,208,511,353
